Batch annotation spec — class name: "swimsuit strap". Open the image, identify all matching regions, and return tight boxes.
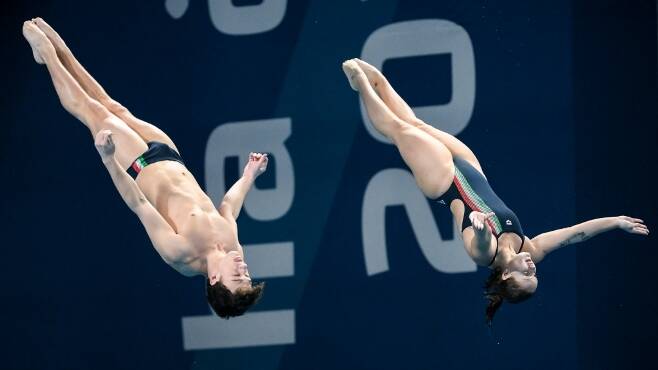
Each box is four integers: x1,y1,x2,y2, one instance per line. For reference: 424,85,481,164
488,232,525,267
517,234,526,253
487,237,499,266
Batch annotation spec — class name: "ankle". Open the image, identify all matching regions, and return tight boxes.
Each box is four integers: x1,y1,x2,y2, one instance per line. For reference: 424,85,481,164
370,73,385,90
40,45,58,62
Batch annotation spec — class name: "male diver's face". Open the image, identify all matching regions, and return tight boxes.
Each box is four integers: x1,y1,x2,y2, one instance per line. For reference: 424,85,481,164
218,251,252,293
503,252,538,293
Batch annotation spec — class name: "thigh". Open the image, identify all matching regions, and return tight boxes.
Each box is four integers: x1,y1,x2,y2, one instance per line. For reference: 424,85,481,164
392,123,455,199
106,101,180,153
411,119,485,176
83,101,149,169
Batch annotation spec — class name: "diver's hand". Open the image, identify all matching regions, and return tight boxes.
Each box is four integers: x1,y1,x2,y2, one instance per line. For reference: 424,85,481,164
470,211,495,232
243,152,268,179
617,216,649,235
95,130,116,162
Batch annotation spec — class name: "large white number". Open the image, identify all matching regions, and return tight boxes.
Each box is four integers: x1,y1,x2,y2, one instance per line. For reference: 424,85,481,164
209,0,287,35
362,169,476,275
165,0,287,35
164,0,189,19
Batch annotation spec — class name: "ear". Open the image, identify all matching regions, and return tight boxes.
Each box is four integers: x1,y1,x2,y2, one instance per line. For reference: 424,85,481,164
501,269,512,280
209,274,220,285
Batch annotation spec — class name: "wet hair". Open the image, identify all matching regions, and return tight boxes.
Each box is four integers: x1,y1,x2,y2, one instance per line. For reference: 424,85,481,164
484,267,534,326
206,280,265,319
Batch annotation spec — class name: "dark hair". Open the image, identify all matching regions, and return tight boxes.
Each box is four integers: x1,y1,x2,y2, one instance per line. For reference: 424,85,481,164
206,280,265,319
484,267,534,326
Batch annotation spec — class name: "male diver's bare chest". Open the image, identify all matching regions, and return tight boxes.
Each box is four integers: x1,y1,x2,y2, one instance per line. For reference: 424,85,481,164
181,209,239,252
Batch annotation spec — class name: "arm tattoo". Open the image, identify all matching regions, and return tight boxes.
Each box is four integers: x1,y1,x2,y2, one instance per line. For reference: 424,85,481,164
559,231,589,247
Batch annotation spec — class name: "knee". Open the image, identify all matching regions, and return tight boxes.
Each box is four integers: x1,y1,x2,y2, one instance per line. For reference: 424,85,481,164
78,99,114,125
59,95,84,115
61,96,100,117
409,118,426,128
389,120,416,142
101,98,129,115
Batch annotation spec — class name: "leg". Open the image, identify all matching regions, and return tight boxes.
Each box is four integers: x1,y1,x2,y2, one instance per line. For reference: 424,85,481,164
343,60,454,198
353,58,484,175
23,21,147,169
33,18,180,153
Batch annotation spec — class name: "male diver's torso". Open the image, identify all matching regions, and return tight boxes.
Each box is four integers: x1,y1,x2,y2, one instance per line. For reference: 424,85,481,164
135,161,241,273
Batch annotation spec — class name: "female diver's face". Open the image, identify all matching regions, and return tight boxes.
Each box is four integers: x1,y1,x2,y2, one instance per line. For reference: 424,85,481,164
503,252,538,293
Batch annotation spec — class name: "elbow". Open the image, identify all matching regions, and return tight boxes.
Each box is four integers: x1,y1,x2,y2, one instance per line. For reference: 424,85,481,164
129,196,148,212
218,201,232,214
160,252,179,266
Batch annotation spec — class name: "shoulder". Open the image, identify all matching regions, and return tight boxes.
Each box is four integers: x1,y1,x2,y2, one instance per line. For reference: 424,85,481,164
166,256,204,277
472,254,496,267
153,236,190,263
522,237,546,263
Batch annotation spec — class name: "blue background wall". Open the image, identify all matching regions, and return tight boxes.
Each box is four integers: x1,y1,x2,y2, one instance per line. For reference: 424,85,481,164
1,1,656,369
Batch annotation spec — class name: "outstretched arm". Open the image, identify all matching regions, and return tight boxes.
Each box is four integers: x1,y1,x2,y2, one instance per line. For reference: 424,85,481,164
219,153,269,220
530,216,649,262
95,130,187,263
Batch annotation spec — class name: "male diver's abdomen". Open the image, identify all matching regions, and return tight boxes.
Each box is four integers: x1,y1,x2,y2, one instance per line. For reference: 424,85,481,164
133,154,217,233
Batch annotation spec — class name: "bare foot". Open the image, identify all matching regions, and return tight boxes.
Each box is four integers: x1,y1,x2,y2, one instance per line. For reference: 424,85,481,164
22,20,55,64
342,59,366,91
33,17,68,55
353,58,384,89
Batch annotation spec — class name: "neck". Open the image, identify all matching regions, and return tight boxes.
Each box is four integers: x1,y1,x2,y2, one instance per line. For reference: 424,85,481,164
205,249,226,278
493,244,515,268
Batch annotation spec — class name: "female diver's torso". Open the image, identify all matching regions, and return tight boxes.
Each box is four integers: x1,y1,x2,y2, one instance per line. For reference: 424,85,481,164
437,157,525,265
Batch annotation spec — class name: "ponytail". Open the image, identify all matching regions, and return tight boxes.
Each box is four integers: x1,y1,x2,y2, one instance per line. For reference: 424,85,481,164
485,293,504,327
483,267,534,326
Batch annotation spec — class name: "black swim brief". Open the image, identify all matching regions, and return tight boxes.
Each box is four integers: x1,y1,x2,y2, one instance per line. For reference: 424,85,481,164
126,141,185,179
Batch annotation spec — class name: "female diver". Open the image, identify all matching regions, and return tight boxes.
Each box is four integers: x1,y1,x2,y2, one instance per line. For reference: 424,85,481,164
342,58,649,324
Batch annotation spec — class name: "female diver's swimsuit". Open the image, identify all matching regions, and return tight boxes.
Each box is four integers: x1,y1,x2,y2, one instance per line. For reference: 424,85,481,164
437,157,525,266
126,141,185,179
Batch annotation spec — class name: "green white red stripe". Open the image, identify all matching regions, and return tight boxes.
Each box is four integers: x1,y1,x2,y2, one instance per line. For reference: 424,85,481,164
453,167,503,235
131,156,148,174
